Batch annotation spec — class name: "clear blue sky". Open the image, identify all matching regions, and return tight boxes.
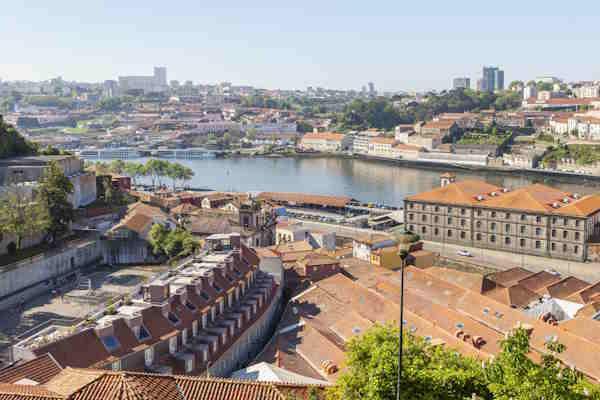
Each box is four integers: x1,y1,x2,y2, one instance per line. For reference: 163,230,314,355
1,0,600,91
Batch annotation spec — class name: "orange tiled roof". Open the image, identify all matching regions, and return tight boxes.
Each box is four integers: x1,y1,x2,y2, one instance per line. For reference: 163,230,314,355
369,137,395,145
0,354,62,385
257,192,352,208
300,132,346,141
405,179,503,206
0,383,63,399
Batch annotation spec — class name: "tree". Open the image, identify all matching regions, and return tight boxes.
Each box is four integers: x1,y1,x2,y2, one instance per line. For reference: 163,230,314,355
123,162,146,185
484,328,597,400
328,325,599,400
37,161,74,244
148,225,197,258
0,185,50,250
148,224,169,256
109,159,126,174
327,324,487,400
0,116,38,158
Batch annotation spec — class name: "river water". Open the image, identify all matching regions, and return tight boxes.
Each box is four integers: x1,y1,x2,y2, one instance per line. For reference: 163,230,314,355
99,156,600,207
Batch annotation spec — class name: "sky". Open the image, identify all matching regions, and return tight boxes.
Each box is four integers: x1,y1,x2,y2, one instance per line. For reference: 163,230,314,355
1,1,600,92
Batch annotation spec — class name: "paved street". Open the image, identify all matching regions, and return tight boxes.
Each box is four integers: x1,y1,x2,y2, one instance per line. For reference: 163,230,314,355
423,240,600,283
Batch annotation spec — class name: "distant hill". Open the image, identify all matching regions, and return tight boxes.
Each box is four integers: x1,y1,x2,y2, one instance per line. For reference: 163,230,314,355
0,115,38,159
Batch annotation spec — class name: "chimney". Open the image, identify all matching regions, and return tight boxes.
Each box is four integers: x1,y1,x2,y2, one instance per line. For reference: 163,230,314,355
440,172,456,187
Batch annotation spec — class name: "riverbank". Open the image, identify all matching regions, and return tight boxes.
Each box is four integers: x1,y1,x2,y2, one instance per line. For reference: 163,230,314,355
224,151,600,187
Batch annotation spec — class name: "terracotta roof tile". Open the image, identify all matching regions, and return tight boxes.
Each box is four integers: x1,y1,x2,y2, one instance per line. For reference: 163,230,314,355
405,179,503,206
257,192,352,208
33,330,111,370
0,384,63,400
541,277,590,300
0,354,62,385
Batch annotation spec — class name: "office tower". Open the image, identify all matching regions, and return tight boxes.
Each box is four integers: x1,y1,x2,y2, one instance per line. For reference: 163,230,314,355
368,82,376,96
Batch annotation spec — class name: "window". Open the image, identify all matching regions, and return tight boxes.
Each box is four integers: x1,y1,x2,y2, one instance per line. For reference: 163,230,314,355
409,225,415,232
536,216,542,223
409,203,414,209
101,336,120,352
185,358,194,373
575,220,581,227
421,214,427,222
520,239,525,247
535,240,541,249
448,207,453,213
551,243,556,251
447,230,453,237
563,244,568,252
563,230,568,239
505,213,510,219
476,233,482,241
520,214,526,221
490,222,496,231
112,360,121,371
520,225,526,234
505,224,510,233
563,217,568,225
575,232,580,240
448,217,453,224
200,291,210,301
168,312,180,325
185,301,197,311
169,337,177,354
552,217,557,224
434,228,439,235
213,283,222,293
145,347,154,367
460,231,466,239
434,216,439,223
490,235,496,243
434,206,439,212
491,211,497,218
421,226,427,234
192,320,199,337
551,229,556,238
505,237,511,245
461,219,466,227
476,221,482,228
574,245,579,254
137,325,150,341
477,210,482,216
535,227,541,236
182,328,188,345
461,208,466,215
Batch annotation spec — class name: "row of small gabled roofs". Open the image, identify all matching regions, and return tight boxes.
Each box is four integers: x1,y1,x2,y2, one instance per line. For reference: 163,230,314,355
405,179,600,217
0,366,325,400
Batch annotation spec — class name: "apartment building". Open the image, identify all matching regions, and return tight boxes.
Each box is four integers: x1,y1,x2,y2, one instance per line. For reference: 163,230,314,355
404,174,600,261
367,137,396,157
13,234,282,378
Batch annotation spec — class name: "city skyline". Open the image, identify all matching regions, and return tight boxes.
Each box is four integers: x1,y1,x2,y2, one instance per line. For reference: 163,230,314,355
1,1,600,91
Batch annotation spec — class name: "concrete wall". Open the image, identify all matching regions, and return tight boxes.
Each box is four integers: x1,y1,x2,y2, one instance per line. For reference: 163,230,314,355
69,172,97,208
0,240,103,310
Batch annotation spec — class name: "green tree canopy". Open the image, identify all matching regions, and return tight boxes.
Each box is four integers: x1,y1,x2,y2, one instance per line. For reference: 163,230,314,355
328,324,599,400
0,117,38,159
37,161,74,243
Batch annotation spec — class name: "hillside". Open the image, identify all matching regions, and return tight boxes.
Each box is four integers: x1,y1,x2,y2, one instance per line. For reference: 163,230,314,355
0,115,38,159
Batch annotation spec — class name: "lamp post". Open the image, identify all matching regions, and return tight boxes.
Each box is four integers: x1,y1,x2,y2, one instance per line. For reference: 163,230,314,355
393,230,417,400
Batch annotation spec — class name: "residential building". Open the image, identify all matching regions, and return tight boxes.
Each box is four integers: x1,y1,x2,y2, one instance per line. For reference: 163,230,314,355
452,77,471,90
298,132,351,152
118,67,168,94
12,233,283,378
480,66,504,92
352,235,397,261
351,133,371,155
405,174,600,261
275,221,335,250
574,85,600,99
523,84,537,100
394,124,415,143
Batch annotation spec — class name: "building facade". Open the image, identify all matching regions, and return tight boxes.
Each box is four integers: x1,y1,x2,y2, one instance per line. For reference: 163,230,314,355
405,175,600,261
453,77,471,90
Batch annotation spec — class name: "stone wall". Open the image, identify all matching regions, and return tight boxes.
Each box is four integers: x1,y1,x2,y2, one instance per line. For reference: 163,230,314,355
0,240,103,310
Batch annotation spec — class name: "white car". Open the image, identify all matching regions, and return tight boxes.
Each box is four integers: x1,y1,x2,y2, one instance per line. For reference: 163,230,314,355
457,250,472,257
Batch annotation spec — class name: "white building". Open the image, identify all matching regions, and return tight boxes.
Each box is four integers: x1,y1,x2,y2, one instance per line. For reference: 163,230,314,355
574,85,600,99
118,67,168,93
299,132,351,152
368,137,396,158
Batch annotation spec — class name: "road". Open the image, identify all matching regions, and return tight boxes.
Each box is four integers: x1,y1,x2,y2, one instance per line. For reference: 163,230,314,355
423,241,600,283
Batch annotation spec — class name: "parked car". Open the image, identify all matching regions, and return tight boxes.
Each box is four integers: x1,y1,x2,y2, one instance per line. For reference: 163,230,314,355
457,249,472,257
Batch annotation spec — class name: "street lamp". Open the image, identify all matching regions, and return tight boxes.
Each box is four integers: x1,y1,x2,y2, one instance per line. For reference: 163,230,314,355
393,230,418,400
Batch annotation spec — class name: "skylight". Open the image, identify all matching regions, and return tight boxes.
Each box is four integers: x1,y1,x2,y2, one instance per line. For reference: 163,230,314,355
102,335,121,351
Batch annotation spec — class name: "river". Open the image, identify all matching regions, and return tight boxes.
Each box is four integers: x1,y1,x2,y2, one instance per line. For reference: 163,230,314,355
96,156,600,207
